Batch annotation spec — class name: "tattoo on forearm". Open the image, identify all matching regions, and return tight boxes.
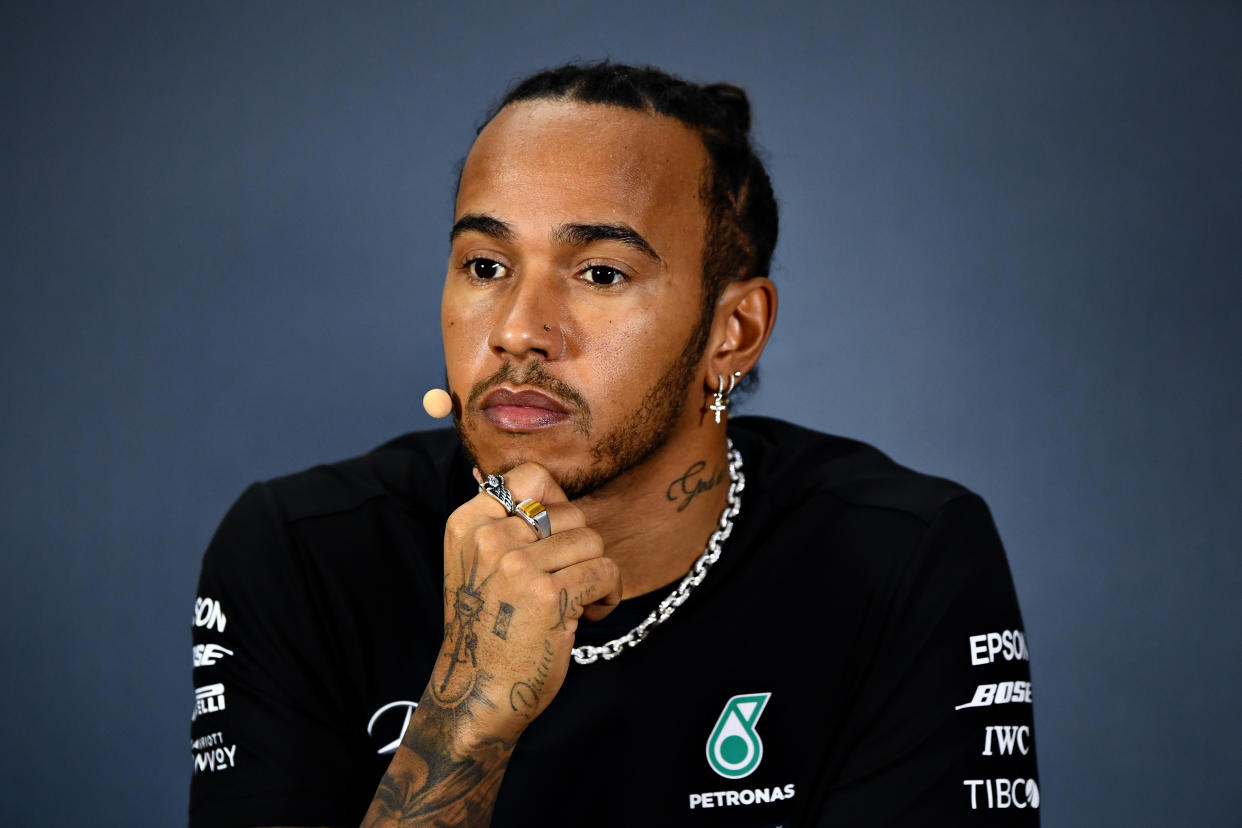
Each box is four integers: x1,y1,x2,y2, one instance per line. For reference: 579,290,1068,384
362,689,513,827
509,640,555,713
666,460,725,512
363,552,514,826
492,602,514,640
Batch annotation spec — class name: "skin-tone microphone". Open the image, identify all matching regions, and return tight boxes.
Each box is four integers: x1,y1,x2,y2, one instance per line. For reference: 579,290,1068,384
423,388,453,419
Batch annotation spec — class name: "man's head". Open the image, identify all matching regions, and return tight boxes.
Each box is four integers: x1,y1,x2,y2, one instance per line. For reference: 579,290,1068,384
441,63,778,497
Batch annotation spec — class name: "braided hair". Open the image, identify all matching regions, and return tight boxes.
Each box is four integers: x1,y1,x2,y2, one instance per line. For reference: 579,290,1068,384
477,62,779,394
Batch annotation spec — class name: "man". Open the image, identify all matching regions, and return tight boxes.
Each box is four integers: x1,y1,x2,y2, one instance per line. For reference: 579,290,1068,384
191,63,1039,826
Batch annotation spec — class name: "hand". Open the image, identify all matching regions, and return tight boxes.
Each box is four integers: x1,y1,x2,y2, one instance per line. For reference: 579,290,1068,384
362,463,622,826
432,462,622,746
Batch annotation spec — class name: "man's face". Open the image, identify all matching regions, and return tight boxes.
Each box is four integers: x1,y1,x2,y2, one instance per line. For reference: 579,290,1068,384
442,99,712,496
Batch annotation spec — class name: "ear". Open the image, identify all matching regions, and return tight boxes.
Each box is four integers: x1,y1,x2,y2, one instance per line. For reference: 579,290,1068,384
703,277,778,388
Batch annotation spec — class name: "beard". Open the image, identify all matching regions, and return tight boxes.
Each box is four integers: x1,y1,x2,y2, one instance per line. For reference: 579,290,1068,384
452,308,711,499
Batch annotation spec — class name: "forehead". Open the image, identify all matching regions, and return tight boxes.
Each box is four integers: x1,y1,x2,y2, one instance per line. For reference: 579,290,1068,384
456,99,709,248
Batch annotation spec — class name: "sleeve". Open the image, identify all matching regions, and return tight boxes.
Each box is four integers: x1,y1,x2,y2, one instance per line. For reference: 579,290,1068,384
189,482,374,828
815,493,1040,826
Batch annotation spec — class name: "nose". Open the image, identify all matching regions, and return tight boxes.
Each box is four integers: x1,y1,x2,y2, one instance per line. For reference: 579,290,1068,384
488,274,564,361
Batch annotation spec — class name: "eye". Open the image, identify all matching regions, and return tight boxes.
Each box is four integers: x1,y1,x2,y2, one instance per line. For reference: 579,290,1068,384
467,258,507,280
581,265,626,287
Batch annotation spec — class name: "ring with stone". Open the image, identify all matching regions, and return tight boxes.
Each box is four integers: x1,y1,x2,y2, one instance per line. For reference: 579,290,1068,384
514,498,552,540
479,474,515,515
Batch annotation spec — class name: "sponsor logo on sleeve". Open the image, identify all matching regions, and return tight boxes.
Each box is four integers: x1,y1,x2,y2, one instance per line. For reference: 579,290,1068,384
192,643,234,668
955,680,1032,710
963,778,1039,809
368,700,419,754
193,596,227,634
968,629,1028,665
191,731,237,774
192,683,226,721
982,724,1031,756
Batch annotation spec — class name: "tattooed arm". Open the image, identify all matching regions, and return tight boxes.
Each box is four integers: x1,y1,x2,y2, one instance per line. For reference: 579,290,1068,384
361,689,514,826
361,463,621,827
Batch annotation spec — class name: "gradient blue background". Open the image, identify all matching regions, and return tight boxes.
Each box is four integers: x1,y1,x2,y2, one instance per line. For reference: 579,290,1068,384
3,2,1239,825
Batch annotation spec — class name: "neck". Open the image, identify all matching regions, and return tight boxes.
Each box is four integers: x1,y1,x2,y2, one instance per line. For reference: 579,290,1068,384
574,421,733,599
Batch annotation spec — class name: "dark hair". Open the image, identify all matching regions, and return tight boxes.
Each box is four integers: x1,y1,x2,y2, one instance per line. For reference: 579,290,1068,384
479,62,778,396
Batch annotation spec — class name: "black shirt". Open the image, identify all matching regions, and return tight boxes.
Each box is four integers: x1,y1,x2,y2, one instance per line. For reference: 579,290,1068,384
190,416,1040,826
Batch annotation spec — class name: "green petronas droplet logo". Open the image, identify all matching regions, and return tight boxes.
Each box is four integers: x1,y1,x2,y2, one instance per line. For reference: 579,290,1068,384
706,692,772,779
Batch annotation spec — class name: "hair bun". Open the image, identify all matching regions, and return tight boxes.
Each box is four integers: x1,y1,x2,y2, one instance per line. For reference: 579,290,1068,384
703,83,752,134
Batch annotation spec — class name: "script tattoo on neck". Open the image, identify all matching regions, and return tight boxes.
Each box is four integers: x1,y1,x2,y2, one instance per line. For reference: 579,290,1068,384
666,460,725,513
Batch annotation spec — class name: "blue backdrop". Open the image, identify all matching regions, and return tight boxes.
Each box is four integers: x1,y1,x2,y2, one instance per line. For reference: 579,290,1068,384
3,2,1239,825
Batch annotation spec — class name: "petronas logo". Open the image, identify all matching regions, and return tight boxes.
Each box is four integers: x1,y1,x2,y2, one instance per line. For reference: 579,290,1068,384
706,692,771,779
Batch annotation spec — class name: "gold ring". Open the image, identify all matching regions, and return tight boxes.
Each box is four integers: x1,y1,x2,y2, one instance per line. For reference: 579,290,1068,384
514,498,551,540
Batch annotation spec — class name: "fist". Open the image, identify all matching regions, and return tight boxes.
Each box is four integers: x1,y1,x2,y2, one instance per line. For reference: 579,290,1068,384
430,462,621,743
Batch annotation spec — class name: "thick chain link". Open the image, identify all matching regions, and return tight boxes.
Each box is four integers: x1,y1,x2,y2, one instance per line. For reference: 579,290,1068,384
572,439,744,664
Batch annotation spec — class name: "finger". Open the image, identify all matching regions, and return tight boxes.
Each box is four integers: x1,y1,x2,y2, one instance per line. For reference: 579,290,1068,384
488,462,569,506
462,501,591,566
550,556,623,624
517,525,602,571
512,501,585,541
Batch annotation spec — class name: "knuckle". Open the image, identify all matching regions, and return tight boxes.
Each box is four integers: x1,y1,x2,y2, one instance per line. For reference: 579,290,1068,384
472,521,506,550
560,502,585,526
443,511,470,544
497,548,528,579
577,527,604,554
598,556,621,584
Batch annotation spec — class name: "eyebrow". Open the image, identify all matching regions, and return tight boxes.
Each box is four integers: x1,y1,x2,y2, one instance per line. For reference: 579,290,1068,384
553,222,662,264
450,214,662,264
450,214,514,244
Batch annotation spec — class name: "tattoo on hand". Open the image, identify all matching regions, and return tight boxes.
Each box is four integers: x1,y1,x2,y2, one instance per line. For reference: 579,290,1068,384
435,552,494,705
509,640,555,714
548,585,597,631
551,588,569,631
492,602,514,640
666,460,726,513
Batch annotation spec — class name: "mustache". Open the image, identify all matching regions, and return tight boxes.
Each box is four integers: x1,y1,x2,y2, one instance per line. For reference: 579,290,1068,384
465,361,590,417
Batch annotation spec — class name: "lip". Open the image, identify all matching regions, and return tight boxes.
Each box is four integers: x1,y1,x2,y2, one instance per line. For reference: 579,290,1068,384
480,387,570,431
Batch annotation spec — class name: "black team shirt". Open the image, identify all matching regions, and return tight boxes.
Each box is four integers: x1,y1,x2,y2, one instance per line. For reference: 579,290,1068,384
190,416,1040,826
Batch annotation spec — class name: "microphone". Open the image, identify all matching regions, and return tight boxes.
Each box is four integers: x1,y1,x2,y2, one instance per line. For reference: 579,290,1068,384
422,387,453,419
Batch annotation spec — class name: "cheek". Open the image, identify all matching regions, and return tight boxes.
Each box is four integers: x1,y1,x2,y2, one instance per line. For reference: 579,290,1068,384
440,301,486,380
575,313,681,403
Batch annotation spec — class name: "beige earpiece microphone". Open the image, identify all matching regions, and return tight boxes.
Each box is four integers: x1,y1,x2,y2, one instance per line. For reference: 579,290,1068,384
422,388,453,419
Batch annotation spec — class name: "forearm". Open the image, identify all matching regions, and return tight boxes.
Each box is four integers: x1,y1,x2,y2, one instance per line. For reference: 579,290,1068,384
361,686,516,827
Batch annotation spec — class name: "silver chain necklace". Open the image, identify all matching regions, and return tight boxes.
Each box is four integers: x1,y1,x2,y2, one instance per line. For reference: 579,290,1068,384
572,439,744,664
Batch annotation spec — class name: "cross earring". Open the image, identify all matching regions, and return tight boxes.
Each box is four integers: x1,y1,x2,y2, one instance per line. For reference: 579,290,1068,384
710,371,742,424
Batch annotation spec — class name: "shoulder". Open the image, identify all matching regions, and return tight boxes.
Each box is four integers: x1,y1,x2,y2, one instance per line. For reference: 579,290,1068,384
728,416,1008,590
729,415,973,526
201,427,467,578
261,427,468,525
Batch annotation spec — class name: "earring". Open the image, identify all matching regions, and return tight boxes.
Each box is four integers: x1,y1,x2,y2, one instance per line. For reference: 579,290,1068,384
710,372,743,424
710,375,727,424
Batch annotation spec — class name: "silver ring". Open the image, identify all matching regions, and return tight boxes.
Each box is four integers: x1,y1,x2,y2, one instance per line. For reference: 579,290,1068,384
479,474,515,515
514,498,552,540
